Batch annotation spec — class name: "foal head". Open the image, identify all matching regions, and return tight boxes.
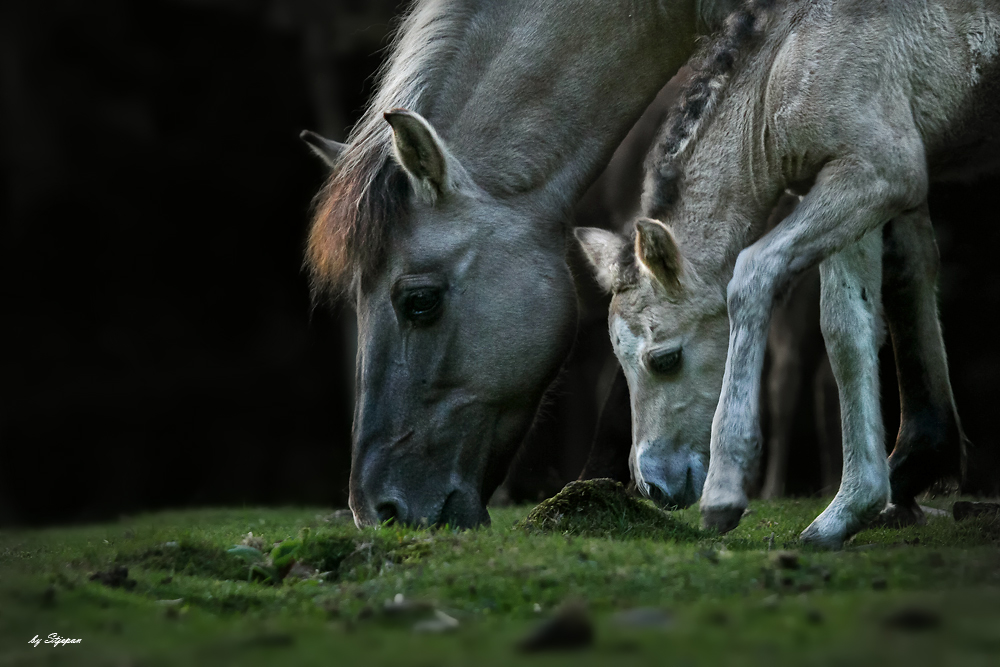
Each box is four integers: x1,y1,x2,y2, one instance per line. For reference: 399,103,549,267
576,218,728,509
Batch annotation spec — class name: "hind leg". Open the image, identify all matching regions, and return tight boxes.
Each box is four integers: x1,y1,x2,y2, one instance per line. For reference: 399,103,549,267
880,205,967,524
799,228,889,548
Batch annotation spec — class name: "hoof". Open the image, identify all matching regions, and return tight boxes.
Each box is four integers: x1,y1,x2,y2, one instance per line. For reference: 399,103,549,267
868,502,926,529
799,522,846,550
700,506,745,534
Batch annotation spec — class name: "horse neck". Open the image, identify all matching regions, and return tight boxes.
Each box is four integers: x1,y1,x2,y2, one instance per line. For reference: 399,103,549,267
661,96,786,289
419,0,704,213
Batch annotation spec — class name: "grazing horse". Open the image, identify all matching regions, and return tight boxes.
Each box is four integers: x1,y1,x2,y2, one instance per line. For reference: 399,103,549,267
304,0,762,528
577,0,987,547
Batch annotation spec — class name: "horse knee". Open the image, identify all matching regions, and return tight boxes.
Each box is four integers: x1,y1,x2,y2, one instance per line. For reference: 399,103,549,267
727,249,778,322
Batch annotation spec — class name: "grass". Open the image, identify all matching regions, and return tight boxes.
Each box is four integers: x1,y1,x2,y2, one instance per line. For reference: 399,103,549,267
0,494,998,666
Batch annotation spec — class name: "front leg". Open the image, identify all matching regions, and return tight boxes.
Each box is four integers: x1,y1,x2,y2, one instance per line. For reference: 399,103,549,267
799,229,889,547
700,149,927,535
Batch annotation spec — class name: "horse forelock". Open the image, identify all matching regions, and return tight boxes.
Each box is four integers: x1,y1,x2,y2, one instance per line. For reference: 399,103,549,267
306,0,478,298
642,0,778,221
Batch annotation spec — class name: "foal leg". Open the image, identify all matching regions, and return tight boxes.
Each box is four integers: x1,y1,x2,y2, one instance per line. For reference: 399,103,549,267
879,205,967,524
699,146,926,536
799,230,888,548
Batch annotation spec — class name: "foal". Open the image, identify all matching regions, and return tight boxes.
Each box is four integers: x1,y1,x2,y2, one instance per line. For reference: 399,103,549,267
578,0,988,547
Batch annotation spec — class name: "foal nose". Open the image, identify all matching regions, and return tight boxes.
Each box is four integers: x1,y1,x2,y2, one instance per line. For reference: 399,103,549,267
374,497,409,525
644,477,695,511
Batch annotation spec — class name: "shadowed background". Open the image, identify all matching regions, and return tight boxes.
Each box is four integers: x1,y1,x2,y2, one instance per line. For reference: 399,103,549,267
1,0,997,526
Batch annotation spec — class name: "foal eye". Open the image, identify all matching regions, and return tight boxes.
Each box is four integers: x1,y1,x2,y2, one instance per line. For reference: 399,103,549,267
401,288,443,324
647,348,682,375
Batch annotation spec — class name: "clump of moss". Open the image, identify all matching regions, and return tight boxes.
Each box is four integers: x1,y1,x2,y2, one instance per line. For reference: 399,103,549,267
516,479,704,541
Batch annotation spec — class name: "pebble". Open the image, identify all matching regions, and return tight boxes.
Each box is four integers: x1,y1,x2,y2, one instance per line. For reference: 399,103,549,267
518,601,594,652
413,610,460,634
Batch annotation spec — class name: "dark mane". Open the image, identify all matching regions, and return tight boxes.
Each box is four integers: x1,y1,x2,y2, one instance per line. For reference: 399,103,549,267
641,0,777,220
306,0,476,298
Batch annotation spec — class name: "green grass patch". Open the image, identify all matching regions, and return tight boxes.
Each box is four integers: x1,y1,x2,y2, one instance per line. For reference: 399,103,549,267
1,498,998,666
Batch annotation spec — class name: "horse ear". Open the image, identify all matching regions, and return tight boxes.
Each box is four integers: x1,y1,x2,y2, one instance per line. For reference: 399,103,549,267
634,217,683,291
299,130,346,168
575,227,628,292
384,108,462,202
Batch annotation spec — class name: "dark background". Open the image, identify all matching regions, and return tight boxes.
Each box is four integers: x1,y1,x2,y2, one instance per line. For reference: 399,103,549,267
2,0,997,527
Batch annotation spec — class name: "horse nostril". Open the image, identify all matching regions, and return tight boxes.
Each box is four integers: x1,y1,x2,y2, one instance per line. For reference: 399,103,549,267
375,499,405,525
645,481,683,511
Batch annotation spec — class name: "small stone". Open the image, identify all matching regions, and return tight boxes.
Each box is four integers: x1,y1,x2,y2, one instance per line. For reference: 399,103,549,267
413,610,459,634
761,594,780,610
918,505,949,518
883,606,941,631
953,501,1000,522
518,601,594,652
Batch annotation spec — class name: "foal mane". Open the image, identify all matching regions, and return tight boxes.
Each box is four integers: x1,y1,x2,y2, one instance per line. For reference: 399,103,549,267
307,0,476,298
641,0,778,221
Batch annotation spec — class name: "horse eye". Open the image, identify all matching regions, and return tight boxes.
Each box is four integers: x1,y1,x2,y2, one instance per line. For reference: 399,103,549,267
402,288,443,324
647,348,682,375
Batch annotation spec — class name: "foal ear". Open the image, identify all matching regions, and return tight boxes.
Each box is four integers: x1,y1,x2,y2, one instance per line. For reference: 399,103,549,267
299,130,346,168
634,217,683,291
574,227,628,292
384,108,462,202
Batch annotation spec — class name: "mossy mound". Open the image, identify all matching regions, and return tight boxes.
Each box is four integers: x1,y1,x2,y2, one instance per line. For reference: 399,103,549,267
516,479,704,541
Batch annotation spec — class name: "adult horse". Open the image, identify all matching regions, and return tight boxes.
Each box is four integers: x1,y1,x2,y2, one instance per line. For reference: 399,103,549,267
577,0,984,546
306,0,749,527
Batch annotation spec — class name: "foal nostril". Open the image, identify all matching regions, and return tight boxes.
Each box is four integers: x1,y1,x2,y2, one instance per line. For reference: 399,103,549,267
375,498,406,525
644,482,677,510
